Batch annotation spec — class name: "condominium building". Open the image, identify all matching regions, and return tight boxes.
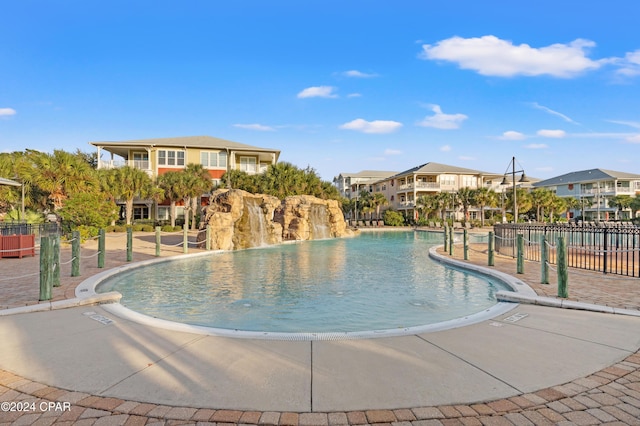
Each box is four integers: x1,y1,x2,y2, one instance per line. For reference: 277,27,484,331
534,168,640,220
91,135,280,221
333,170,398,199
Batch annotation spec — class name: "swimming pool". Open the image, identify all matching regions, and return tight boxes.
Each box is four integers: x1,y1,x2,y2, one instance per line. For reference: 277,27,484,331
97,231,511,335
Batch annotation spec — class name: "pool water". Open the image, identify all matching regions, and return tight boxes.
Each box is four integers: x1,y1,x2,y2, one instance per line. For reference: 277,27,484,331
97,231,509,333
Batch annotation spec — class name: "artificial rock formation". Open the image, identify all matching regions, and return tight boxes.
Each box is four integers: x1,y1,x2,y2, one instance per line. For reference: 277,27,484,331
200,189,353,250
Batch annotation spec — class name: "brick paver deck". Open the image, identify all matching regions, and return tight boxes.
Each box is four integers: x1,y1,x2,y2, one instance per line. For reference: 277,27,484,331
1,228,639,425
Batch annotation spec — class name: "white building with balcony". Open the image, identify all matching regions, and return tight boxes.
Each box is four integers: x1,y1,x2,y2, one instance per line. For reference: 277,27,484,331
533,168,640,221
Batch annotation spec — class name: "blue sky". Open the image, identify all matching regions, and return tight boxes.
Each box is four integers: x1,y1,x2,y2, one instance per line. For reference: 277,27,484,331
2,1,640,181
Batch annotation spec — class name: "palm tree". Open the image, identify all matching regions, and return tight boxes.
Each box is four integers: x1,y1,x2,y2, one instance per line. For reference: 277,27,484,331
549,194,568,222
30,150,98,211
472,187,498,227
371,193,389,220
109,166,157,225
530,188,554,222
456,187,475,222
609,195,633,220
182,164,213,230
157,171,187,228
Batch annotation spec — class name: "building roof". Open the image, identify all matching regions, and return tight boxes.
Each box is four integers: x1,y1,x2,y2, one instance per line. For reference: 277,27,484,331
336,170,399,179
90,135,280,155
534,168,640,187
391,162,501,179
0,177,21,187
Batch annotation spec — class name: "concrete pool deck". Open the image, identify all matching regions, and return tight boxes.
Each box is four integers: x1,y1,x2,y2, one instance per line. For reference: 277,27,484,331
1,229,640,424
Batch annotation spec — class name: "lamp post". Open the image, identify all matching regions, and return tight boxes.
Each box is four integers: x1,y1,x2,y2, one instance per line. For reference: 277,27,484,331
501,157,529,223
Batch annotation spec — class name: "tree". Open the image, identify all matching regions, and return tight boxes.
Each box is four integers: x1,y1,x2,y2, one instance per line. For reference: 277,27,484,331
456,187,475,221
371,193,389,220
609,195,633,220
58,192,118,229
157,171,187,228
530,188,554,222
30,150,98,211
182,164,213,230
109,166,158,225
472,187,498,227
383,209,405,226
505,188,532,222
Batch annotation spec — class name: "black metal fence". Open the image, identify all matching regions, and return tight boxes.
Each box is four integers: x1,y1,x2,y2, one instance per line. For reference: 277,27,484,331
0,222,62,238
494,223,640,277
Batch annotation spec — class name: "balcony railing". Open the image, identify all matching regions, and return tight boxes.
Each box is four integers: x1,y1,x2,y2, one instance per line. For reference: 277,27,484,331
98,160,151,170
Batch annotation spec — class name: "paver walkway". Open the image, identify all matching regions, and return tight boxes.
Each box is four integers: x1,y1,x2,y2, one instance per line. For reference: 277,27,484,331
1,228,640,425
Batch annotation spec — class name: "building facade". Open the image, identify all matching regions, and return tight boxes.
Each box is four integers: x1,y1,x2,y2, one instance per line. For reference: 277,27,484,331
333,170,398,199
534,169,640,221
91,135,280,222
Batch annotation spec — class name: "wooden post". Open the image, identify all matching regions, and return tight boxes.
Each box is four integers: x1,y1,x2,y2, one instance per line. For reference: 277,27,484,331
183,224,188,254
448,228,454,256
71,231,80,277
488,231,495,266
126,226,133,262
540,234,549,284
516,234,524,274
39,236,52,301
98,228,105,268
463,229,469,260
557,236,568,298
155,226,161,257
443,225,449,252
206,225,211,251
52,234,60,287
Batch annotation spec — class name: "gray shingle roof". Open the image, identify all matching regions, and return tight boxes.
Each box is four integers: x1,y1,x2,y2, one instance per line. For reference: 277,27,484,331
391,162,500,178
90,135,280,154
534,168,640,187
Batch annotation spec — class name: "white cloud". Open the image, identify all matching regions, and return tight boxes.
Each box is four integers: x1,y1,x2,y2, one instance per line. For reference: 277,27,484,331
525,143,548,149
608,119,640,129
233,123,275,131
615,50,640,77
384,148,402,155
339,118,403,134
499,130,526,140
626,134,640,143
297,86,338,98
440,145,452,152
0,108,17,117
530,102,580,125
417,104,467,129
420,35,601,78
347,93,362,98
341,70,378,78
537,129,566,138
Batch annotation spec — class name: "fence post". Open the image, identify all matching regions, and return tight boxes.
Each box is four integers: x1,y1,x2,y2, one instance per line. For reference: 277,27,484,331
443,225,449,252
516,234,524,274
126,226,133,262
488,231,495,266
71,230,80,277
52,234,60,287
449,228,454,256
603,227,608,274
557,236,568,298
155,226,161,257
183,224,188,254
206,225,211,251
39,236,53,301
463,229,469,260
98,228,105,268
540,234,549,284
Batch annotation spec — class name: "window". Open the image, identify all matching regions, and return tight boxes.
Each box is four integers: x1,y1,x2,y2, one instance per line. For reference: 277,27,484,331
132,152,149,169
157,206,170,221
462,176,476,188
200,151,228,168
133,206,149,220
158,150,185,167
440,175,456,186
239,157,257,173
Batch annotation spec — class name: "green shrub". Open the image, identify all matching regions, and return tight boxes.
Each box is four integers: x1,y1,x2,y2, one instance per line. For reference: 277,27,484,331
161,225,174,232
383,209,405,226
75,225,99,242
139,225,154,232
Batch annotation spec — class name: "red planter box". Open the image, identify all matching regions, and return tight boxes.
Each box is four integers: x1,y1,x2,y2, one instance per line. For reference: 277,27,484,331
0,234,36,259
